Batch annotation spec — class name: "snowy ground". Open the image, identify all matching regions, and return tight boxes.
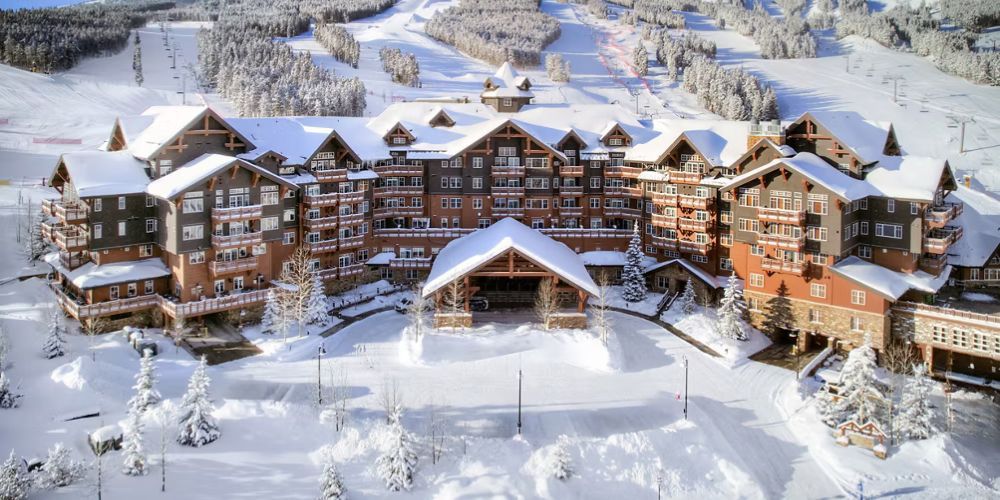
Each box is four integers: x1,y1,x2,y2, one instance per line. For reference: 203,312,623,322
661,302,772,365
604,286,664,316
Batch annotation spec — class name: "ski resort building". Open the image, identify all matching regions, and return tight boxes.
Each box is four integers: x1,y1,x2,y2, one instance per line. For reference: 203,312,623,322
41,64,1000,380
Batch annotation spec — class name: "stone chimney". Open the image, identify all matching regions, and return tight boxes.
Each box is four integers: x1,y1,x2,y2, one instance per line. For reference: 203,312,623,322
747,118,783,149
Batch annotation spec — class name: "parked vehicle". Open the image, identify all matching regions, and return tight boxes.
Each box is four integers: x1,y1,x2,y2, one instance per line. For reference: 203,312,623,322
470,296,489,311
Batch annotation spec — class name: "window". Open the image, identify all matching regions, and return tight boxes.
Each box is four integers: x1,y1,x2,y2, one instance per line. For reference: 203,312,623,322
860,221,869,235
472,177,483,189
810,283,826,298
851,290,866,305
532,218,544,229
858,245,872,258
145,219,157,233
182,198,204,213
738,218,759,233
875,223,903,239
473,157,483,168
110,286,119,300
93,198,102,212
140,244,153,257
449,177,462,188
850,316,865,332
749,273,764,288
747,297,761,312
750,245,764,256
502,98,512,107
478,218,491,229
811,254,828,266
392,136,406,145
809,309,822,324
450,198,462,209
590,197,600,208
262,216,279,231
146,196,155,207
440,177,448,189
283,232,295,245
691,255,708,263
807,197,827,215
526,177,549,189
214,280,225,295
118,196,126,210
144,280,154,295
127,282,137,297
118,221,127,236
233,276,244,291
473,198,483,209
910,202,919,215
806,226,827,241
498,147,516,157
284,209,296,222
886,199,895,213
720,258,733,271
186,251,205,264
738,188,760,207
608,138,623,146
182,224,204,241
261,192,279,205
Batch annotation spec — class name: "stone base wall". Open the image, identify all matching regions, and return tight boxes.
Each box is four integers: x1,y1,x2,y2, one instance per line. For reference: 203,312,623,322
891,305,1000,378
434,313,473,328
744,291,889,352
648,268,715,305
549,313,588,329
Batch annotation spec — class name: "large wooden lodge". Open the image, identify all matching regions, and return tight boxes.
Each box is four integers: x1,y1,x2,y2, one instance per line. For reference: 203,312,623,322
43,63,1000,381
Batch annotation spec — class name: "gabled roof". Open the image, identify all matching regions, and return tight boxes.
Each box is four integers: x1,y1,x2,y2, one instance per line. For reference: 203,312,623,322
422,218,599,298
599,121,632,143
482,62,534,99
626,119,749,165
426,107,456,127
829,256,950,301
382,121,416,142
54,151,150,197
44,253,170,290
237,148,287,162
792,111,894,165
120,106,253,161
863,156,951,202
146,154,297,200
228,116,389,164
643,259,727,289
947,185,1000,267
720,153,879,201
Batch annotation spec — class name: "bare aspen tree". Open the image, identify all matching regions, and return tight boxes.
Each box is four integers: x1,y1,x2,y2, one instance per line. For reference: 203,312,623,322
593,273,612,345
441,279,465,316
380,378,402,424
81,317,108,362
279,246,314,339
407,284,428,341
426,398,447,465
534,277,560,330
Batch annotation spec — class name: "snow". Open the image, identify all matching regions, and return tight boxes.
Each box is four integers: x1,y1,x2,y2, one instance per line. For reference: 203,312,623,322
124,106,209,161
961,292,997,303
365,251,396,266
722,152,880,201
346,169,379,181
580,250,654,268
829,256,951,301
146,153,296,200
662,303,771,366
58,150,150,197
603,286,663,316
227,116,391,165
864,155,949,202
422,218,600,298
627,119,752,165
948,185,1000,267
799,111,893,165
643,259,728,289
481,63,535,99
44,253,170,289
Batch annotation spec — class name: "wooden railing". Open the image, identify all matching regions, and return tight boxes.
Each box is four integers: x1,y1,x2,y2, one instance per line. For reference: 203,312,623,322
757,207,806,225
492,165,525,176
925,202,963,229
304,216,339,231
313,169,348,183
339,235,365,248
492,206,525,217
761,257,808,276
304,193,339,207
650,192,677,206
558,206,583,216
540,228,631,239
338,191,365,204
163,288,269,319
651,214,677,228
211,204,263,223
389,258,433,269
211,232,262,248
51,224,88,251
923,226,963,255
373,164,422,176
308,239,339,254
44,199,88,223
669,170,702,184
51,283,160,319
559,165,584,176
558,185,584,195
679,240,712,255
339,213,365,225
678,195,713,209
678,218,712,232
758,232,805,250
373,206,424,218
373,185,424,196
209,256,258,275
492,186,525,197
374,228,474,239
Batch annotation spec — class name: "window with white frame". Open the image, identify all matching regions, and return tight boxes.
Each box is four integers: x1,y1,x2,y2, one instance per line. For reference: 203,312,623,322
749,273,764,287
144,280,154,295
182,224,203,241
858,245,872,258
118,221,127,236
189,251,205,264
146,219,157,233
118,196,126,210
850,316,865,332
261,191,279,205
875,223,903,239
262,216,279,231
851,290,866,305
810,283,826,298
750,244,764,256
140,244,153,257
886,199,895,213
809,308,822,324
283,232,295,245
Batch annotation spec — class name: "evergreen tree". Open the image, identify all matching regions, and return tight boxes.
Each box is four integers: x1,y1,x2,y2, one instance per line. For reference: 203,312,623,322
548,435,573,481
176,356,220,447
121,399,147,476
715,273,747,341
375,412,417,492
261,288,282,334
678,280,697,315
633,44,648,76
130,350,161,414
622,224,648,302
34,443,86,490
761,281,794,341
0,371,20,409
0,450,30,500
895,363,934,440
305,272,329,326
835,334,885,425
0,326,9,370
318,451,346,499
133,37,143,87
42,311,67,359
28,208,47,262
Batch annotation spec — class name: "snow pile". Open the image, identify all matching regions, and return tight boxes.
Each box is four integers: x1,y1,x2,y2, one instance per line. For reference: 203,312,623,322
661,304,771,365
604,286,664,316
962,292,997,303
50,355,134,397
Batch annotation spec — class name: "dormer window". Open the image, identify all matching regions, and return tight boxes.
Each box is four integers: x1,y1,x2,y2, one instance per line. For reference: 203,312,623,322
393,136,406,145
608,138,623,146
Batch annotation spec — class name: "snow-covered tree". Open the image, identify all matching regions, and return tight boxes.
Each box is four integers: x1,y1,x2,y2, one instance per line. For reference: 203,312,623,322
315,23,360,68
761,280,794,341
678,280,697,315
376,409,418,492
379,47,420,87
305,272,329,326
407,284,428,342
534,277,560,330
895,363,935,440
34,443,86,490
835,335,885,425
547,435,573,481
0,326,9,370
130,350,161,413
27,207,47,263
0,450,30,500
633,44,648,76
426,1,562,67
622,225,647,302
0,370,20,409
318,450,346,499
593,273,612,345
132,33,143,87
261,288,284,335
546,53,571,83
121,400,148,476
176,356,220,447
42,310,67,359
715,273,747,341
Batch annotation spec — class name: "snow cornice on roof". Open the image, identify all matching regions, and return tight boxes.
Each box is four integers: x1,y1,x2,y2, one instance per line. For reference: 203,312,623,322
146,154,297,200
720,153,879,201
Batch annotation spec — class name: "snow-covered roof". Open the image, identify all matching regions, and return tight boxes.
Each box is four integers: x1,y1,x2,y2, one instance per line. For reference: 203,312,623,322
348,169,379,181
366,251,395,266
799,111,893,164
721,153,879,201
626,119,749,165
59,151,150,197
228,116,391,164
124,106,209,160
830,256,950,301
864,156,948,202
947,185,1000,267
422,218,599,298
579,251,656,268
643,259,727,288
481,62,534,99
146,154,296,200
237,148,287,162
45,253,170,289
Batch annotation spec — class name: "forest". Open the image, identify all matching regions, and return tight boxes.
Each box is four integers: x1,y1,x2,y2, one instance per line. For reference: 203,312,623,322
425,0,561,67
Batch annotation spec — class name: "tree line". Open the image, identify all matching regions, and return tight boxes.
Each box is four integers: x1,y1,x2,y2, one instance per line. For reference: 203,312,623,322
682,55,779,121
655,31,716,81
379,47,420,87
425,0,561,67
315,23,361,68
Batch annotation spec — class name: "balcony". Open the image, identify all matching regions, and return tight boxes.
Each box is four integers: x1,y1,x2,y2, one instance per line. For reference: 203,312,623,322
211,231,262,248
388,258,433,269
761,257,808,276
375,228,474,239
757,232,806,251
339,191,365,204
919,253,948,274
670,170,703,184
51,283,160,320
757,207,806,225
651,214,677,228
304,192,339,208
923,226,963,255
308,238,339,254
492,186,525,197
558,185,584,195
50,224,88,251
605,166,642,178
678,218,712,232
304,215,339,231
540,228,631,239
650,192,677,206
339,263,365,277
339,234,365,249
679,240,712,255
678,195,713,209
59,251,88,270
374,185,424,197
211,204,263,224
558,206,583,216
603,206,642,218
373,164,423,176
44,199,88,223
492,206,525,217
650,236,679,250
374,206,424,218
492,165,525,176
925,202,963,229
622,186,644,197
603,186,625,196
164,288,269,319
339,212,365,225
209,256,258,275
313,168,348,183
559,165,584,176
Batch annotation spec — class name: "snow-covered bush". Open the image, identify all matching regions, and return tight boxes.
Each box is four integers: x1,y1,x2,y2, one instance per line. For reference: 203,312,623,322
586,0,608,19
0,370,20,409
376,414,418,491
130,351,161,413
895,363,935,440
622,225,648,303
655,31,716,82
545,53,571,83
547,435,573,480
305,272,330,326
426,0,562,67
633,44,648,76
121,402,147,476
379,47,421,87
261,288,283,334
319,450,347,499
176,356,220,447
715,273,746,342
42,311,67,359
34,443,86,490
0,451,31,500
315,24,360,68
678,280,697,315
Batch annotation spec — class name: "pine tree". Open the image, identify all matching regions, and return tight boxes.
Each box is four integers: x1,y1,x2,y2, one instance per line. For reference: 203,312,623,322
34,443,86,490
548,435,573,481
376,412,417,492
42,311,67,359
318,451,346,499
761,281,794,341
0,450,30,500
0,326,9,370
622,225,648,302
305,272,329,326
895,363,934,440
121,400,147,476
0,370,20,409
176,356,220,447
633,44,648,76
715,273,747,341
678,280,697,315
28,208,47,262
130,350,161,414
261,288,282,334
835,334,885,425
133,37,143,87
